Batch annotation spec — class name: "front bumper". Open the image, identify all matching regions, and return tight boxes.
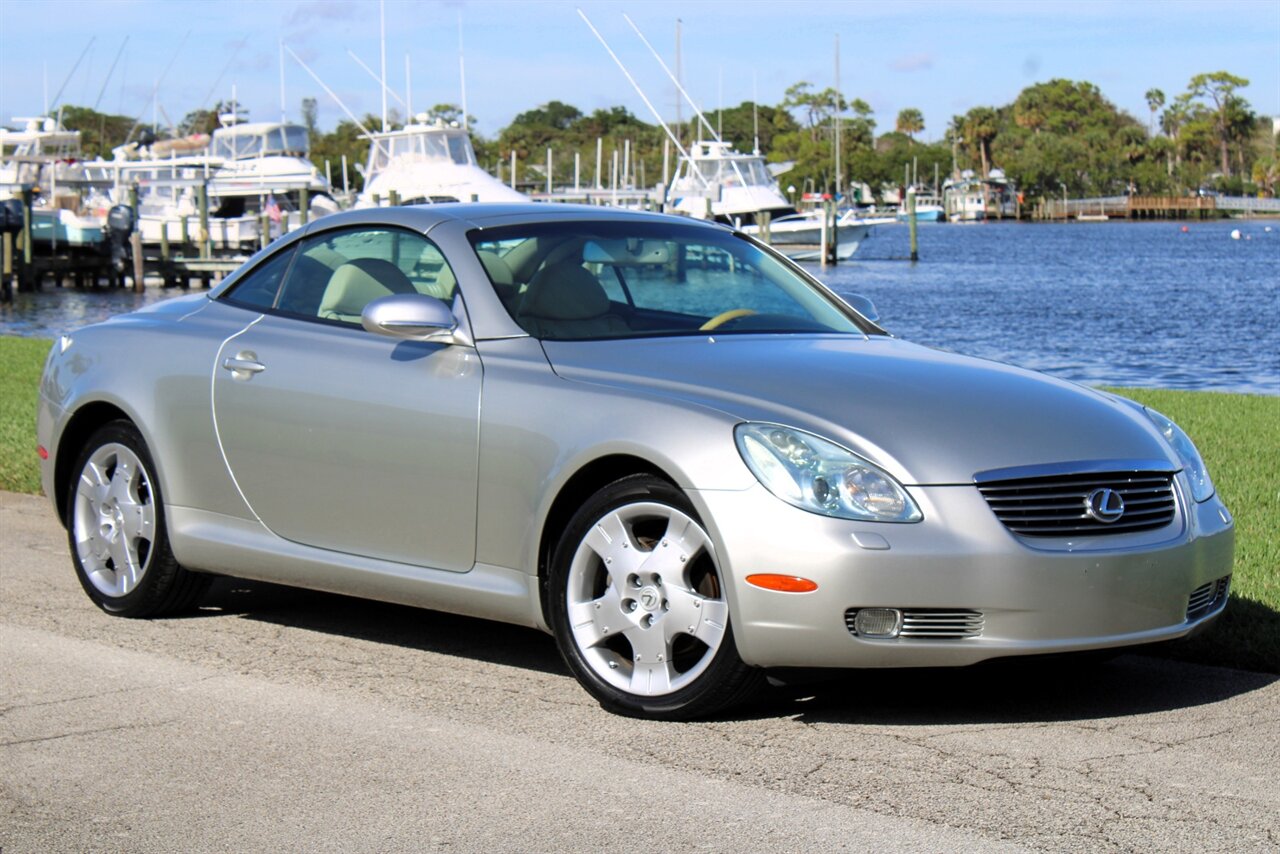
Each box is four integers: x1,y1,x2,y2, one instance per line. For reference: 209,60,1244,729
693,478,1234,669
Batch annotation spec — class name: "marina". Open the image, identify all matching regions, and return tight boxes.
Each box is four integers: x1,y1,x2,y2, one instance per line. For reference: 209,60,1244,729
3,219,1275,395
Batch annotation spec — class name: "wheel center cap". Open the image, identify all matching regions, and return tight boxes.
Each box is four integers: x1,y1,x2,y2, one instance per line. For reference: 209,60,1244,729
638,586,661,612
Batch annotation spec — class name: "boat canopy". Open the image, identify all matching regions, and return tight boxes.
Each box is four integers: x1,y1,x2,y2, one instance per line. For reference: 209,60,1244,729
366,127,477,173
211,123,310,159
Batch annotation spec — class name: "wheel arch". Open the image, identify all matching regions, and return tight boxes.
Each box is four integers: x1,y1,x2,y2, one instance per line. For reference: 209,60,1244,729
535,454,679,617
53,401,133,526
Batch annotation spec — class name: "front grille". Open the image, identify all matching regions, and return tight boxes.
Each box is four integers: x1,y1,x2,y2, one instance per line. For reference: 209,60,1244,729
1186,576,1230,620
976,469,1177,537
844,608,984,640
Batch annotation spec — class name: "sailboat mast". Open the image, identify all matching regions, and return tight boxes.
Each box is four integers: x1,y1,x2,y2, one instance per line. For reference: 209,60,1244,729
458,13,469,131
675,19,682,148
624,14,719,143
379,0,388,131
279,40,287,123
834,34,842,198
753,73,760,154
578,9,704,186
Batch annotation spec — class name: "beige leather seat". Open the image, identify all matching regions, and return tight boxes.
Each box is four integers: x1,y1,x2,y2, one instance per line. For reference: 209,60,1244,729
518,262,629,340
317,258,417,323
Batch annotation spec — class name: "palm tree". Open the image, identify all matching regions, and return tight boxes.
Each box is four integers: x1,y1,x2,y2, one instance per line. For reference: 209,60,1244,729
1144,88,1165,137
895,108,924,140
961,107,999,177
1189,71,1249,177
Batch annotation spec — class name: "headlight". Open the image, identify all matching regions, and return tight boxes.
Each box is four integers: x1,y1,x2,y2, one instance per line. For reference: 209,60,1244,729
734,423,922,523
1144,407,1215,502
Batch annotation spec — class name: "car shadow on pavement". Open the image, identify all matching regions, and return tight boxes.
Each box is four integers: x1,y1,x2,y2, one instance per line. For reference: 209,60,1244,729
189,577,1275,724
756,653,1278,726
191,576,569,677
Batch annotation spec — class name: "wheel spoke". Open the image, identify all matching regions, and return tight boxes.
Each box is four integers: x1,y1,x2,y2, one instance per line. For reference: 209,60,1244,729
666,587,729,649
694,598,729,648
584,512,647,582
77,461,110,509
106,458,136,506
629,659,673,695
567,586,626,650
624,620,670,664
108,536,140,594
118,501,152,543
661,514,710,565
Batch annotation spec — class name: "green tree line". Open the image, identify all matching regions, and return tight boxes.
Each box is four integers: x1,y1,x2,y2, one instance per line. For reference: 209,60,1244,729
49,68,1278,202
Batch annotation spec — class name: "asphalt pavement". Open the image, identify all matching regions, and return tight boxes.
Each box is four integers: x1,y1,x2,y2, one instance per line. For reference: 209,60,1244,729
2,490,1277,852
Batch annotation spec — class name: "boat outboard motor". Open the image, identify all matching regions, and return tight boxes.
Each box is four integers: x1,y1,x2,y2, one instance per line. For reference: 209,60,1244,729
0,198,26,235
105,204,136,281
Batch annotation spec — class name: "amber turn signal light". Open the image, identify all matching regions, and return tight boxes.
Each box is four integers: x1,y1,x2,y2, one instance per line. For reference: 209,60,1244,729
746,574,818,593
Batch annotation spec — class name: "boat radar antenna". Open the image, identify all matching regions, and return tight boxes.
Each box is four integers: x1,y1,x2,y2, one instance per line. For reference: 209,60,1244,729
621,14,720,145
577,9,710,190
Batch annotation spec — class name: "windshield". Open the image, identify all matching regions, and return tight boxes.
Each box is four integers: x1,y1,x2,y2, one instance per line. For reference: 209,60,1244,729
469,220,867,341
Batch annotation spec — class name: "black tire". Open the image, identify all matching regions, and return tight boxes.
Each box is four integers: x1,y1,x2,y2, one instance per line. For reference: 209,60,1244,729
547,474,763,719
65,420,208,617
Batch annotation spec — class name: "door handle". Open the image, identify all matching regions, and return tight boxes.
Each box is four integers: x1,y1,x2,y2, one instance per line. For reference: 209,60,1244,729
221,352,265,378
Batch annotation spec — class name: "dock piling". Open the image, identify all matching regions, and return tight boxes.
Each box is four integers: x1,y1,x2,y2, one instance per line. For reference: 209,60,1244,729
907,188,919,262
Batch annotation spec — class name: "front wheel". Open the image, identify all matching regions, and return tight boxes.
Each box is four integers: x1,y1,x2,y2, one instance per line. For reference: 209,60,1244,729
67,420,208,617
547,475,762,719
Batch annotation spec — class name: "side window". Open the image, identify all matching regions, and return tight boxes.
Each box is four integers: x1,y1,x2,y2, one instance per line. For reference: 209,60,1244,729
220,245,296,310
274,227,457,326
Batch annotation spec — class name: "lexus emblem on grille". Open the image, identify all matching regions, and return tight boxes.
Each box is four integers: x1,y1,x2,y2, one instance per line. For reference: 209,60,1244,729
1085,488,1125,523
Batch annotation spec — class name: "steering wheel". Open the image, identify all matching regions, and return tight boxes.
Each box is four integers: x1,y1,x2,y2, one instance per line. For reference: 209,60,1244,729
700,308,757,331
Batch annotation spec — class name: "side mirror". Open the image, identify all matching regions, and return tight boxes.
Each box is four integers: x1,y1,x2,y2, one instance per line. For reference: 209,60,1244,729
844,293,879,323
361,293,471,346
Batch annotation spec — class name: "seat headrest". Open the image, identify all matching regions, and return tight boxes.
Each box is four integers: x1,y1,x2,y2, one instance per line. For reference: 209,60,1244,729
477,250,515,286
342,258,417,294
522,263,609,321
317,258,415,322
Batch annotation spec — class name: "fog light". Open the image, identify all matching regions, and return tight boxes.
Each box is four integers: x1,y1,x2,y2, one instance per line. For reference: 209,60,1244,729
853,608,902,638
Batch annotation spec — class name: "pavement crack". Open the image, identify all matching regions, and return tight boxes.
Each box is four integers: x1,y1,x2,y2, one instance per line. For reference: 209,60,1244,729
1,718,177,748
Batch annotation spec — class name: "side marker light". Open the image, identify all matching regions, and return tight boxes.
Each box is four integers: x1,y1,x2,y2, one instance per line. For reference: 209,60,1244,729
746,574,818,593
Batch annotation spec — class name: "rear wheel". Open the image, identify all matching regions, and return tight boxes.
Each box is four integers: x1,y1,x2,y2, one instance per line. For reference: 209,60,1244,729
67,421,207,617
548,475,762,719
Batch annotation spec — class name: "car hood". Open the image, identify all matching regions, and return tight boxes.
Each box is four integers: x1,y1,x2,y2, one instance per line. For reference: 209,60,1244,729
540,335,1176,485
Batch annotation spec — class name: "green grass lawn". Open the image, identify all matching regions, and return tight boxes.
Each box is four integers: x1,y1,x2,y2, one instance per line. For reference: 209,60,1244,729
2,335,1276,672
0,336,50,495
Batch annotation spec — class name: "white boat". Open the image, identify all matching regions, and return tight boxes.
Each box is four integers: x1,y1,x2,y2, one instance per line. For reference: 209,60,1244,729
206,119,334,208
356,116,527,207
668,140,790,220
943,169,1018,222
741,209,884,261
896,188,944,222
0,116,82,194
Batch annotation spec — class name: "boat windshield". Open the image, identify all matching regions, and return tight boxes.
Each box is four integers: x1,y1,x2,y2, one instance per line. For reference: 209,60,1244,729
469,220,868,341
692,156,772,187
263,126,309,156
377,130,476,167
212,126,309,159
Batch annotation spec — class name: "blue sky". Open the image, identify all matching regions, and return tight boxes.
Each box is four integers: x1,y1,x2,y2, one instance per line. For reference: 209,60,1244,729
2,0,1277,144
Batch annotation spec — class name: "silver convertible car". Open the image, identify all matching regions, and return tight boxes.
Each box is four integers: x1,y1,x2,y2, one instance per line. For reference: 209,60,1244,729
37,204,1234,718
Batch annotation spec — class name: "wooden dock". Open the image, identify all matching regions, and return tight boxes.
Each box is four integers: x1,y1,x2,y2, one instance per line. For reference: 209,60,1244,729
1038,195,1280,221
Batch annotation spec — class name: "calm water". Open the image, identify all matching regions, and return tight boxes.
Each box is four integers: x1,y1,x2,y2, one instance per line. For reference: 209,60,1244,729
811,219,1279,395
2,219,1276,394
